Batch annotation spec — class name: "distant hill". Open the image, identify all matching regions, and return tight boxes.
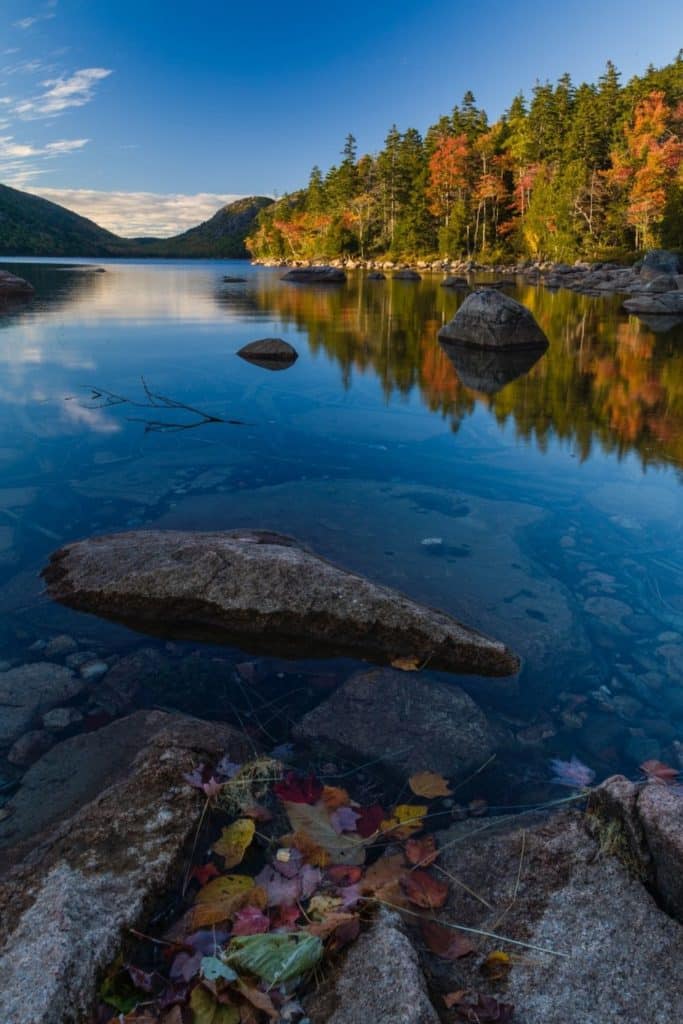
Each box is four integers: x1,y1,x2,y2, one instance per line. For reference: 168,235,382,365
0,184,273,258
136,197,274,257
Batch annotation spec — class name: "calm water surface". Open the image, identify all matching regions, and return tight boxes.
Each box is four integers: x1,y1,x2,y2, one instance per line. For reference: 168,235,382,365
1,258,682,807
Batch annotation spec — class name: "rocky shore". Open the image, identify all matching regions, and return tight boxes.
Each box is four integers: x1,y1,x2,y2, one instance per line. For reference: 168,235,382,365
252,248,683,313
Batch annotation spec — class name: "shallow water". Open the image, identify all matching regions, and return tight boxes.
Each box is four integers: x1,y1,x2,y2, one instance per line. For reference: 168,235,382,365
0,258,682,809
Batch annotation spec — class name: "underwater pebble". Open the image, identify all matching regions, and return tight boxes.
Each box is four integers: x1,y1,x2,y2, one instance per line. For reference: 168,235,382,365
7,729,53,766
44,634,78,658
420,537,443,547
80,660,109,681
42,706,84,732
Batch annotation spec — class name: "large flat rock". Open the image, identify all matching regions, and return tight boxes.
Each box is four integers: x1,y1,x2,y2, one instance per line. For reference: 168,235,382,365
42,529,519,676
0,711,253,1024
422,810,683,1024
293,667,497,777
623,291,683,314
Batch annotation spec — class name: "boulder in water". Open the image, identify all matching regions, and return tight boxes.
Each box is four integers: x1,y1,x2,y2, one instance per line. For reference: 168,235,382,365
42,529,519,677
281,266,346,284
237,337,298,369
438,289,549,349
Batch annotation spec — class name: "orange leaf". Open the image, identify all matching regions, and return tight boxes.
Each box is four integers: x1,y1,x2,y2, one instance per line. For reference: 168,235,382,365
409,771,452,799
481,950,512,980
641,760,679,783
322,785,351,810
191,874,255,928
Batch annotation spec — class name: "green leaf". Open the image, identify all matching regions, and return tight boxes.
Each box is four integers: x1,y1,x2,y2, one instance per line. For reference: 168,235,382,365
227,932,323,985
190,984,240,1024
98,955,141,1013
200,956,238,982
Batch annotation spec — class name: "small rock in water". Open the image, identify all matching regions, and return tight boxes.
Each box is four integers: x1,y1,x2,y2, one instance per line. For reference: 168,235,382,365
42,707,84,732
44,634,78,658
80,660,109,681
7,730,53,766
66,651,98,669
420,537,443,547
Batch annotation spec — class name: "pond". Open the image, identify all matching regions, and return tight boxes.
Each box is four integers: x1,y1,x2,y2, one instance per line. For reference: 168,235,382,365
0,258,682,817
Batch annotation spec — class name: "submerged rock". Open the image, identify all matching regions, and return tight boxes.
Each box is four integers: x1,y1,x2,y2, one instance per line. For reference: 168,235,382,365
393,269,422,281
0,663,83,746
438,289,549,349
440,275,469,289
293,667,497,776
0,269,34,300
0,711,253,1024
42,530,519,676
367,271,386,280
237,337,299,369
281,266,346,284
222,275,247,282
305,907,439,1024
439,339,546,394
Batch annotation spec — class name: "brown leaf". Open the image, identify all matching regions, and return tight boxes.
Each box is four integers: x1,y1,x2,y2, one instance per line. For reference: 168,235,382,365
405,835,439,867
191,875,255,928
401,869,448,909
409,771,452,799
360,852,410,908
236,981,278,1020
421,919,475,959
641,760,679,783
306,911,358,939
443,990,468,1008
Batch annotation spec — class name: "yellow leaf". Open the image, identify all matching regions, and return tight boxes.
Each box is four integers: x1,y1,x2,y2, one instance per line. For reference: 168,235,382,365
390,656,421,671
189,984,240,1024
481,950,512,980
380,803,428,838
192,874,254,928
409,771,452,799
307,894,343,920
213,818,255,868
284,801,366,866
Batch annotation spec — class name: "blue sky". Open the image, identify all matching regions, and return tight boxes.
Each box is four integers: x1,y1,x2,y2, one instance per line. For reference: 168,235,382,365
0,0,681,235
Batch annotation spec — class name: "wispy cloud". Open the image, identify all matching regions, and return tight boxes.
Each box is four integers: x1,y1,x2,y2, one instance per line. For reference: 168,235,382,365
0,133,89,186
16,187,248,237
13,67,112,118
14,0,58,30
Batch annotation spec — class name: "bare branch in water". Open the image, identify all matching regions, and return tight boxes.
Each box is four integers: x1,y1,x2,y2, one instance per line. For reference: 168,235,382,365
77,377,246,433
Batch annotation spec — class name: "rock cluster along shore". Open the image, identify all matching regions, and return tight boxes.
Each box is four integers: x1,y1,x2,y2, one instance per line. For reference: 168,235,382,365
252,248,683,317
0,269,34,301
41,528,519,676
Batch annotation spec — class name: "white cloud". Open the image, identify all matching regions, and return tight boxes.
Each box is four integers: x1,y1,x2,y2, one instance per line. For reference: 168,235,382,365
14,2,58,30
14,187,249,237
14,67,112,118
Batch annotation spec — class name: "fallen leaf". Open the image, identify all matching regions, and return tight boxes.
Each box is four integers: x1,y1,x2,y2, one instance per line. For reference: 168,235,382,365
452,992,514,1022
307,893,343,919
192,863,220,886
231,906,270,936
202,777,223,799
270,904,301,929
326,865,363,886
190,984,240,1024
213,819,255,869
329,806,361,834
409,771,452,799
226,933,323,985
481,950,512,981
254,865,301,907
549,755,595,788
390,656,421,671
641,760,680,783
405,835,439,867
421,920,475,960
380,804,428,839
200,957,238,982
236,980,279,1020
355,803,385,838
306,911,358,939
401,869,448,909
283,801,366,865
192,875,255,928
359,852,409,907
273,772,323,804
444,990,468,1008
321,785,351,810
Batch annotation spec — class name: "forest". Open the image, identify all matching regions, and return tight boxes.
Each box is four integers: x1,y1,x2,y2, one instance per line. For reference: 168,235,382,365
247,54,683,263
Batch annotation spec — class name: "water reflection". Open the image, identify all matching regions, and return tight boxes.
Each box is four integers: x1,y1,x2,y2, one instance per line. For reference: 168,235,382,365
231,273,683,469
438,341,547,395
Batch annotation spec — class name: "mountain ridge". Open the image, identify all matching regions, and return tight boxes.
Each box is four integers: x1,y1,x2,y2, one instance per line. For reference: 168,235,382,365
0,184,273,258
